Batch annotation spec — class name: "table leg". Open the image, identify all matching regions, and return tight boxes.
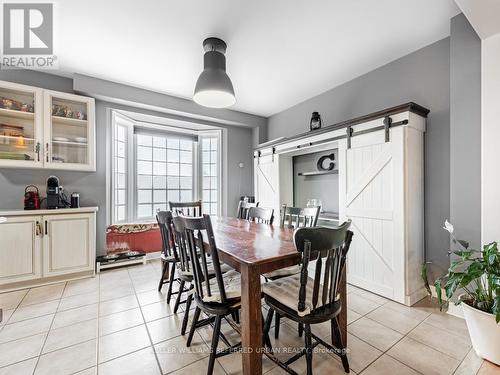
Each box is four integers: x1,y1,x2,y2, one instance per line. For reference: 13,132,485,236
240,264,262,374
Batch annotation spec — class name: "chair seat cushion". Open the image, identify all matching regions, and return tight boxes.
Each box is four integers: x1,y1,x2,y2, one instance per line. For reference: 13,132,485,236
160,253,176,262
178,262,233,278
262,274,339,317
263,265,301,279
201,270,242,303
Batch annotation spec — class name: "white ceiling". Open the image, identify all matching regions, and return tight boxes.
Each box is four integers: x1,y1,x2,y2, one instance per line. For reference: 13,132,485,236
52,0,460,117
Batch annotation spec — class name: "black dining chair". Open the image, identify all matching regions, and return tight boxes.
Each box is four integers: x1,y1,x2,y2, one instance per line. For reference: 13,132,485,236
156,211,180,302
247,206,274,224
236,200,258,219
263,222,353,374
169,200,202,217
173,214,257,375
268,204,321,338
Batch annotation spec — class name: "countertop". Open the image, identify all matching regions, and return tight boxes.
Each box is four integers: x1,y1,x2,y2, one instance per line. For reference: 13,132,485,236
0,207,99,217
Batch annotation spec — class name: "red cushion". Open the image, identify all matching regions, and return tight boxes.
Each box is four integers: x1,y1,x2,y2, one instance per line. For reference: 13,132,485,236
106,224,162,254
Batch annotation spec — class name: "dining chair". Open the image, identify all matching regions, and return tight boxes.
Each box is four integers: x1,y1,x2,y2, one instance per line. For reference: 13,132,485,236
263,222,353,374
169,200,202,217
156,211,180,303
269,204,321,338
236,200,258,219
247,206,274,224
169,211,232,335
280,204,320,229
173,214,263,375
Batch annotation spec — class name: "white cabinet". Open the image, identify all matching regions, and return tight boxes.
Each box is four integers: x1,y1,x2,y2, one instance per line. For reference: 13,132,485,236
0,216,42,285
0,208,97,289
0,80,96,171
43,213,95,277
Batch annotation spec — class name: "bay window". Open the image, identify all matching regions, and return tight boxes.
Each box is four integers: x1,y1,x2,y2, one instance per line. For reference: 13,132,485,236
110,111,221,223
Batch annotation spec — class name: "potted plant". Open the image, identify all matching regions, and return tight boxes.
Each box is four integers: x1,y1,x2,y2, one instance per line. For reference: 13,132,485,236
423,220,500,364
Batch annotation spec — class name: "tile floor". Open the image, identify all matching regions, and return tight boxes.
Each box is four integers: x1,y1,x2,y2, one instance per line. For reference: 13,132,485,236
0,259,498,375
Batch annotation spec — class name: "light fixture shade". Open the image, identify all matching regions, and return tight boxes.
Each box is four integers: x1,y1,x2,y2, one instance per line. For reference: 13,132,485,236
193,38,236,108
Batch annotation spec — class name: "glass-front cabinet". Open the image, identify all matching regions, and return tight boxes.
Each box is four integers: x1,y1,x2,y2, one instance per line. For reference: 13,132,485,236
0,80,95,171
0,81,43,168
44,91,95,171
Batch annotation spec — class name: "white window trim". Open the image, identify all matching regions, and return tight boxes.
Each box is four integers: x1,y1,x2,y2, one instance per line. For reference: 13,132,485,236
199,129,223,216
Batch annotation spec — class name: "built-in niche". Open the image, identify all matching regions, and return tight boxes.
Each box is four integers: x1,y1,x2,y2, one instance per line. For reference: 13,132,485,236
293,149,339,218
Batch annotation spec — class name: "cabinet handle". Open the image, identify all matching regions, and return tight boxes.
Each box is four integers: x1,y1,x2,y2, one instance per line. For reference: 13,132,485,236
35,221,41,236
35,142,40,162
44,220,48,235
45,143,49,162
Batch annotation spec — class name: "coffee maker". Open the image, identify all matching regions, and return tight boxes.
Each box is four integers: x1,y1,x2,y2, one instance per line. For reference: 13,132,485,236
46,176,61,209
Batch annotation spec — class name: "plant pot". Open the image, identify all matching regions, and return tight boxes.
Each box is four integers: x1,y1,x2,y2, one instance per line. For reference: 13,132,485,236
460,296,500,365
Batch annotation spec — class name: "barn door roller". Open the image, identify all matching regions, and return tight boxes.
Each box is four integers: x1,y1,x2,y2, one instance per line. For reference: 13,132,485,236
384,116,392,142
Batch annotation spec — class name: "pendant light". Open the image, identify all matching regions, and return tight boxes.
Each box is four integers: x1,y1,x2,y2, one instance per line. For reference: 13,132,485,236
193,37,236,108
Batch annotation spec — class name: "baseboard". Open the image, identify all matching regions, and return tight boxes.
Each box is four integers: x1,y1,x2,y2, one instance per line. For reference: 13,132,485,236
428,284,465,319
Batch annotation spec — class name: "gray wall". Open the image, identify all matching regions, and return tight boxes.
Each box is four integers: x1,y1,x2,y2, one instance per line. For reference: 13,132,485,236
268,38,451,270
293,149,339,214
0,70,256,255
450,14,481,252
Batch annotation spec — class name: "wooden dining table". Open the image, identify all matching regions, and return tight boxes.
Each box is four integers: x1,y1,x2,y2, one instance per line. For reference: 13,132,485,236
207,216,347,375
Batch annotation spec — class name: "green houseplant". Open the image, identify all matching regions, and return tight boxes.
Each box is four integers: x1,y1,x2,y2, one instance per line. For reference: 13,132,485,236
423,220,500,364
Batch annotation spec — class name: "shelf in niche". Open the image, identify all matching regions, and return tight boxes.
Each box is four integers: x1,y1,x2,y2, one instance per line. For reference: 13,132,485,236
297,170,338,176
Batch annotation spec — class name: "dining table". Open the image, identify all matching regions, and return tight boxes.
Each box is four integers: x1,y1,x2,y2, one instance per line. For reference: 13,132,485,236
207,216,348,375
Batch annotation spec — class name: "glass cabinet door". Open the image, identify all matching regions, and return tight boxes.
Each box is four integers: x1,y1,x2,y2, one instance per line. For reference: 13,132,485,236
44,91,95,171
0,83,43,166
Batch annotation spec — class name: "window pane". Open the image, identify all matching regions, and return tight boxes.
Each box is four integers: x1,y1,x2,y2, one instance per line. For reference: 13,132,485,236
153,190,167,203
117,206,126,221
202,138,210,149
168,190,180,202
210,138,218,149
153,136,166,148
167,149,179,162
138,190,152,204
202,177,210,189
167,176,180,189
117,126,126,141
138,204,152,218
154,203,167,213
116,141,125,157
210,164,217,176
210,150,217,163
180,139,191,150
180,151,192,163
210,190,218,201
117,173,126,189
153,162,166,175
137,175,152,189
117,158,125,173
137,146,152,161
180,163,192,176
167,163,178,175
180,190,192,202
153,147,166,161
137,160,152,174
153,175,167,189
210,176,217,188
167,138,179,149
202,151,210,163
117,190,126,205
202,164,210,176
137,134,152,146
210,205,217,215
180,177,192,189
203,190,210,202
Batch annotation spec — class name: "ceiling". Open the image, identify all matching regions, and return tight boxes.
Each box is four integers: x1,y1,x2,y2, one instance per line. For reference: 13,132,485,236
52,0,460,117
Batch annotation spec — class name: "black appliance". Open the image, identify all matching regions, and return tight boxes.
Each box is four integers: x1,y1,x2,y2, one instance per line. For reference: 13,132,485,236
46,176,61,209
24,185,41,210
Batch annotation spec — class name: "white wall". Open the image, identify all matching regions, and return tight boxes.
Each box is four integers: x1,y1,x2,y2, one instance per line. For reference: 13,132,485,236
481,33,500,244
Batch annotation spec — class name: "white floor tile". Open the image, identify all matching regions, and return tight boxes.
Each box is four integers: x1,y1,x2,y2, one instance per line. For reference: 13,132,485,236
42,318,98,354
52,303,98,329
348,317,403,351
0,332,46,367
0,357,37,375
34,339,97,375
98,346,161,375
0,314,53,344
154,333,208,374
98,307,144,336
147,314,183,344
9,300,59,323
99,294,138,316
0,289,28,310
98,324,151,363
58,291,99,312
21,283,65,306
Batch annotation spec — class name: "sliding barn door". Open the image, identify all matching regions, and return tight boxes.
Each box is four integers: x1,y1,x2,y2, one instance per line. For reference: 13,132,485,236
254,153,279,216
339,126,405,302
